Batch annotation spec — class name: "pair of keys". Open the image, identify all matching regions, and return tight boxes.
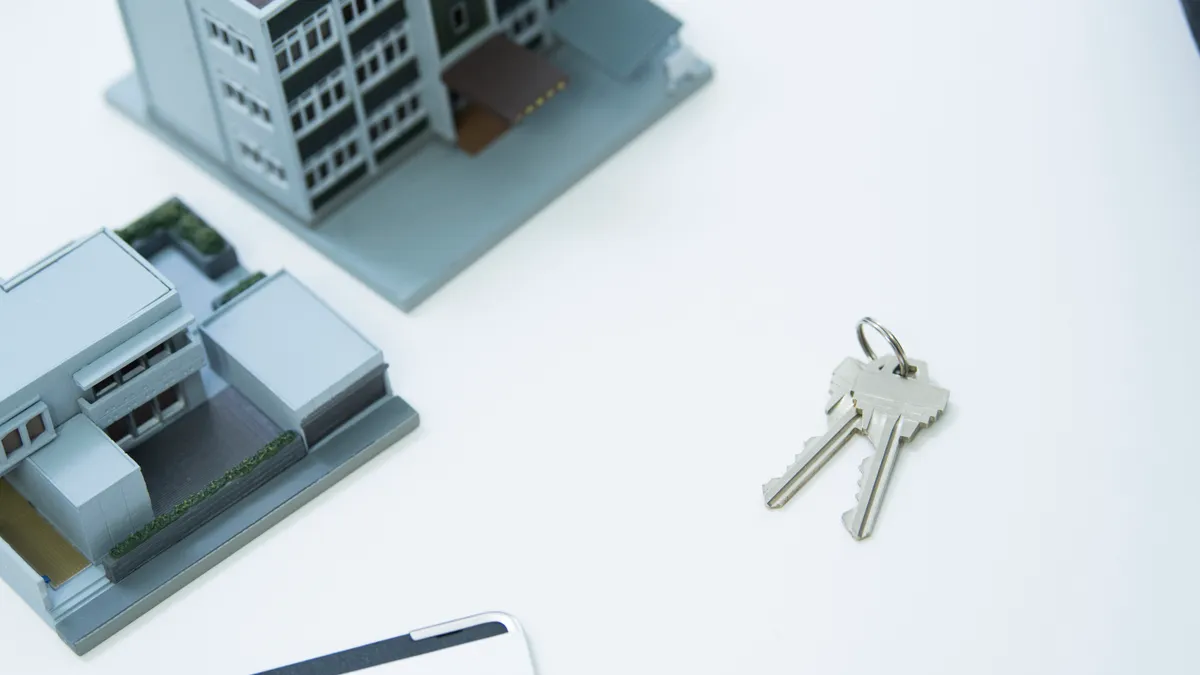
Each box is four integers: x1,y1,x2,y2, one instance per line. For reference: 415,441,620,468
763,318,950,540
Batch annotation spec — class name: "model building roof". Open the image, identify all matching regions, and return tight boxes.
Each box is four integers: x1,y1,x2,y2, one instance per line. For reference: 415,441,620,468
0,231,173,407
549,0,682,81
199,271,383,417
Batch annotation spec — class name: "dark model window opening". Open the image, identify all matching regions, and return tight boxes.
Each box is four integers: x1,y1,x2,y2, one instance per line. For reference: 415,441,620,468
26,415,46,443
157,386,181,413
262,108,272,122
321,91,333,109
369,125,379,141
410,94,420,111
247,47,257,62
250,101,261,114
132,401,155,429
93,374,117,398
146,342,169,365
319,163,330,179
223,83,235,98
1,429,20,454
236,90,246,105
342,3,355,24
381,117,392,133
334,150,345,167
384,44,396,63
321,20,333,40
399,36,408,53
347,141,358,158
120,360,144,381
291,42,303,61
305,103,317,121
334,82,346,100
234,40,245,55
397,104,407,120
276,50,290,72
451,3,469,34
369,57,380,75
357,0,368,14
221,29,230,45
292,113,303,131
306,171,316,188
208,21,219,38
105,419,130,443
307,29,319,50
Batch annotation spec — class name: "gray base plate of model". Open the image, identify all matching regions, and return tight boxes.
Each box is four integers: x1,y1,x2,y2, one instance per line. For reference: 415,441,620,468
106,41,712,311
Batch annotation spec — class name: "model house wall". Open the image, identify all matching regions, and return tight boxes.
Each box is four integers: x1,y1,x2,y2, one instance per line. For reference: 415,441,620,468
200,271,389,447
7,417,155,561
118,0,229,159
115,0,562,223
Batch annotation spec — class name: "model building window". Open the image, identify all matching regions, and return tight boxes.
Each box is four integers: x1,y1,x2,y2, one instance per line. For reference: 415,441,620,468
26,414,46,443
132,401,156,431
93,374,118,399
1,429,20,454
156,385,183,418
451,3,469,34
120,358,145,382
146,342,171,366
277,49,290,73
105,418,131,444
205,15,259,69
221,78,274,127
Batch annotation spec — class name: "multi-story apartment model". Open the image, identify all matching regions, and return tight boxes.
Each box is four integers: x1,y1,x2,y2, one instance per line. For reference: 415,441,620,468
0,201,419,654
108,0,712,310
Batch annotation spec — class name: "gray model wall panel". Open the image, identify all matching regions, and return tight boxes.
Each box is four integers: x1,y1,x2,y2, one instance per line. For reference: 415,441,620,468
200,332,300,434
118,0,227,160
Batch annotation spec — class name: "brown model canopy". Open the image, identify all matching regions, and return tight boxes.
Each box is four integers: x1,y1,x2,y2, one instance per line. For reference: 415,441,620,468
442,34,568,124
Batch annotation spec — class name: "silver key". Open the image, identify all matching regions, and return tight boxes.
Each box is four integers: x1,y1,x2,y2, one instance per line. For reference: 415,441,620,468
842,355,948,540
763,318,950,540
763,358,866,509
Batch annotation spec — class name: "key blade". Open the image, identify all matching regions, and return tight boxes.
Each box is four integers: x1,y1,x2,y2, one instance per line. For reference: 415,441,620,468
842,413,906,540
764,400,860,509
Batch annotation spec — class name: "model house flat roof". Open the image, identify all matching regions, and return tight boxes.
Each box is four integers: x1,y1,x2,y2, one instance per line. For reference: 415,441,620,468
549,0,682,81
0,232,173,406
200,272,382,415
26,415,142,506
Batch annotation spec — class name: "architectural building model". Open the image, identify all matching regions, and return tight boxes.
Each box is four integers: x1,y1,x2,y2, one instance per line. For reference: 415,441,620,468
0,199,419,654
107,0,712,310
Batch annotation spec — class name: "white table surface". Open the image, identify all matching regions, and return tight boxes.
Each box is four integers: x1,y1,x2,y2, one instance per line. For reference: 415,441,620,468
2,0,1198,672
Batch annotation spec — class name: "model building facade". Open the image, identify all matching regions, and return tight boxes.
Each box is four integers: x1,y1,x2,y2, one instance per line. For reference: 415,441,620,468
0,201,419,653
119,0,579,221
110,0,709,311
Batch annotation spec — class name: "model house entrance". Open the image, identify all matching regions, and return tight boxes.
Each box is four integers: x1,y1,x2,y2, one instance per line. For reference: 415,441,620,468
442,34,568,154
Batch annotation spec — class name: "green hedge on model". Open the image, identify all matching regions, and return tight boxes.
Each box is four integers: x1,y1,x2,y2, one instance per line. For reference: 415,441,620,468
213,271,267,309
109,430,299,559
116,197,227,255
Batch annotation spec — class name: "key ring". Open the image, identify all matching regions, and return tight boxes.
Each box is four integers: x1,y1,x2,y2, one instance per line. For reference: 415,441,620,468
857,317,913,378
